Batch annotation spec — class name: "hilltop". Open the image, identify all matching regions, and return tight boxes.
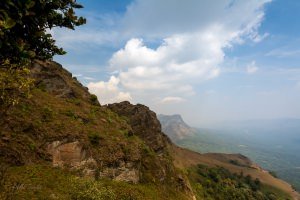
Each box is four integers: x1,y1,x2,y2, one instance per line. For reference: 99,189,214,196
158,114,196,142
0,61,298,199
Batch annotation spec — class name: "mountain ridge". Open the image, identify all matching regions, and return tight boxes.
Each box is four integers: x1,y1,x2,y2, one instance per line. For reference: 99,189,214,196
0,61,298,199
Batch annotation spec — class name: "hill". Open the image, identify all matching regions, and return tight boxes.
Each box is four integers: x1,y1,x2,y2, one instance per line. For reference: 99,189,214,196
0,61,298,199
158,114,195,142
160,116,299,198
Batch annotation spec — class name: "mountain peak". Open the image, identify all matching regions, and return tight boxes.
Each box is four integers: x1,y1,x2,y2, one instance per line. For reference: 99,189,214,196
158,114,195,142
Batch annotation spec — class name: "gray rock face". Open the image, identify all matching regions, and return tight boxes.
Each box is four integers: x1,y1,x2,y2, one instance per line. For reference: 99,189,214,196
107,101,171,153
47,141,97,177
47,140,140,183
30,60,98,105
158,114,195,142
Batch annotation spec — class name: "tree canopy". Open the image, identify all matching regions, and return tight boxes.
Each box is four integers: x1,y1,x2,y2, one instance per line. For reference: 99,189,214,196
0,0,86,112
0,0,86,65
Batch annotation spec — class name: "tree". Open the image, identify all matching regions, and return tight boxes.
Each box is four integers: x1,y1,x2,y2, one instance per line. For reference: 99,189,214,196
0,0,86,64
0,0,86,112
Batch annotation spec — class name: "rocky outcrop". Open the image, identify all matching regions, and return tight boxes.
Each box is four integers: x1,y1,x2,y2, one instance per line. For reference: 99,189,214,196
106,102,195,197
107,101,171,153
30,60,97,104
158,114,195,142
47,140,97,177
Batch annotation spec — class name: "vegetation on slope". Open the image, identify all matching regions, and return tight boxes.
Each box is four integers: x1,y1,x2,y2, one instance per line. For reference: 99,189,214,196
0,61,193,199
0,165,189,200
188,164,292,200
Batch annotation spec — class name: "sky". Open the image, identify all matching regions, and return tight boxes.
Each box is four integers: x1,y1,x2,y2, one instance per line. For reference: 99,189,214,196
53,0,300,127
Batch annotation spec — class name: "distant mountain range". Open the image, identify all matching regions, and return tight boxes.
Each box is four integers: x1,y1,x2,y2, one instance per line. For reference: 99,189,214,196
157,114,195,142
158,114,300,194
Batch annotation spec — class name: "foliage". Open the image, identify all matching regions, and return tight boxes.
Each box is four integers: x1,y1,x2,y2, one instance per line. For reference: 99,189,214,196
0,0,86,64
90,94,99,105
188,165,291,200
3,165,189,200
88,131,101,145
0,0,85,110
0,61,34,114
70,178,116,200
0,164,23,200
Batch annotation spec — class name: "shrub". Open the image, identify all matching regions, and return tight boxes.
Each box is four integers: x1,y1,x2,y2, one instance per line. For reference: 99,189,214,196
42,106,54,122
90,94,99,105
88,132,101,145
63,110,78,120
69,178,116,200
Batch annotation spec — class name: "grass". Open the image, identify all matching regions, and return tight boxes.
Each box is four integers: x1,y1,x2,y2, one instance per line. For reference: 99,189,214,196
1,165,189,200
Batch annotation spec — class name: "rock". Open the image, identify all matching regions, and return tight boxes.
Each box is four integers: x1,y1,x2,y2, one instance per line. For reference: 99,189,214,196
106,101,171,152
158,114,195,142
115,168,139,184
47,141,86,167
47,140,97,177
30,60,97,104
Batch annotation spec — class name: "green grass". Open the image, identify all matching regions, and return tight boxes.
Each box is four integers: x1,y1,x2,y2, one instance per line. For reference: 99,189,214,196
1,165,189,200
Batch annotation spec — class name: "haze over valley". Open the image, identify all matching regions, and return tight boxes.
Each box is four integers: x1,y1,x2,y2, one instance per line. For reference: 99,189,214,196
159,115,300,192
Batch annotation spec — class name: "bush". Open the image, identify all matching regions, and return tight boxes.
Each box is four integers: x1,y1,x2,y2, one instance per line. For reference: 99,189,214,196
88,132,101,145
42,106,54,122
90,94,99,105
70,178,116,200
189,165,280,200
0,64,34,113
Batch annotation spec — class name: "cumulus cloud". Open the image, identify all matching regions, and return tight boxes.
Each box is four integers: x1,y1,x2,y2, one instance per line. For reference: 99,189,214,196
85,0,271,104
110,37,220,92
246,61,259,74
87,76,132,104
105,0,270,100
160,97,186,104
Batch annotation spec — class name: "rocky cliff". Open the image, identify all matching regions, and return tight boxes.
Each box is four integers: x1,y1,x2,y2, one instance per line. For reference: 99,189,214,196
158,114,195,142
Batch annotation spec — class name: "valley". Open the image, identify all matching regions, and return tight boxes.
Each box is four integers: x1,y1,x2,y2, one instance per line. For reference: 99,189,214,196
160,115,300,194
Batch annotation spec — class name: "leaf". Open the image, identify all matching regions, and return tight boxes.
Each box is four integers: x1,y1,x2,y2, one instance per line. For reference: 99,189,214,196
3,18,16,29
27,51,36,58
25,0,35,9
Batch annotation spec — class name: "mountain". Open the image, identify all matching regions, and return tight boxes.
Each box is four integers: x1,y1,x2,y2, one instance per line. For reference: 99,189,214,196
159,114,300,199
158,114,195,142
0,61,298,199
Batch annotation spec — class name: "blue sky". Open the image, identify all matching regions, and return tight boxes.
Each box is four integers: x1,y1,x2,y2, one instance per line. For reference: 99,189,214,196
53,0,300,126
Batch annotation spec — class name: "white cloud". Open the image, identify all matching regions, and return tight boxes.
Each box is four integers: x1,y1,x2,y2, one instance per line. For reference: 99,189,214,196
160,97,186,104
79,0,271,105
105,0,270,103
87,76,132,104
122,0,271,39
110,36,221,92
246,61,259,74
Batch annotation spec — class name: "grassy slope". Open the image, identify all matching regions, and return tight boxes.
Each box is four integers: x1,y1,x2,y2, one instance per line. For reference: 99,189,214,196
0,61,191,199
172,146,299,199
2,165,188,200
